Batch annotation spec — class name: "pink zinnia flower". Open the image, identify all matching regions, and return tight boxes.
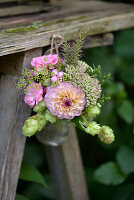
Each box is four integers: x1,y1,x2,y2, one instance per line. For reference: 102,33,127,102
45,82,86,119
31,56,45,72
44,54,59,68
24,82,43,108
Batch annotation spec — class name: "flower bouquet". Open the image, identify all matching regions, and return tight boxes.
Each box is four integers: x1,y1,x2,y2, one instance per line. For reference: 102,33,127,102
16,34,115,145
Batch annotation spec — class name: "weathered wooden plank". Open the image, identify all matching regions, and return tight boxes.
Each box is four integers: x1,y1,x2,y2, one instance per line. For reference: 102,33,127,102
0,33,113,75
0,0,44,3
0,48,42,200
0,0,17,3
0,1,133,29
0,1,134,56
45,125,89,200
84,33,114,49
0,4,51,17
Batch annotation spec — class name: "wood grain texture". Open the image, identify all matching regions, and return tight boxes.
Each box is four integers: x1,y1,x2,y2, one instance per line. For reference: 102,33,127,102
1,1,131,29
84,33,114,49
0,4,51,17
0,0,44,3
45,126,89,200
0,48,42,200
0,33,113,75
0,1,134,56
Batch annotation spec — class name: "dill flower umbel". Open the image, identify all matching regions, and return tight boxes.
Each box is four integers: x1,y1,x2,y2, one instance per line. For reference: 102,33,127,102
45,82,86,119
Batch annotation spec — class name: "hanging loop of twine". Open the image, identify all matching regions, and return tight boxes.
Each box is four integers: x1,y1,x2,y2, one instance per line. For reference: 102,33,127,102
49,34,64,56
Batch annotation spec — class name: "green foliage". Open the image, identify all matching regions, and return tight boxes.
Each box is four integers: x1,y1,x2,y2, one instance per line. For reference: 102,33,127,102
63,32,85,65
116,145,134,174
94,162,127,185
117,100,134,124
44,109,57,123
15,194,30,200
19,162,47,187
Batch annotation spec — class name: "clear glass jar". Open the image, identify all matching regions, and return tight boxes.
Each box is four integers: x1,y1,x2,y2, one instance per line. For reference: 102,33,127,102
36,121,70,146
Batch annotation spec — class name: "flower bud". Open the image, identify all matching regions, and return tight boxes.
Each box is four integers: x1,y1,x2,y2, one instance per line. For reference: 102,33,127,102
52,69,58,75
98,125,115,144
51,76,58,82
22,116,38,137
86,105,101,118
37,112,47,131
33,99,46,113
45,109,57,123
57,71,64,78
85,121,101,136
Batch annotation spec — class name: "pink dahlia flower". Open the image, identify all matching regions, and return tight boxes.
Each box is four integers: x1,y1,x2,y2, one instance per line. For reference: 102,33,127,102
45,82,86,119
44,54,59,68
31,56,45,72
24,82,43,108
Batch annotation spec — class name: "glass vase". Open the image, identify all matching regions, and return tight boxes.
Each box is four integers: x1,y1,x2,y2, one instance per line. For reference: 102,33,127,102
36,121,70,146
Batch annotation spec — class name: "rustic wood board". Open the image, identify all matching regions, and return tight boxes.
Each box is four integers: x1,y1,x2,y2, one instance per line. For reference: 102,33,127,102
0,4,51,17
0,1,134,56
0,33,113,76
0,48,42,200
45,126,89,200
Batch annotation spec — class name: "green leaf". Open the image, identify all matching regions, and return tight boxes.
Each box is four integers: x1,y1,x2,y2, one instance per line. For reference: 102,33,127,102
45,109,57,123
94,162,127,185
19,162,47,187
107,82,127,99
116,145,134,174
117,100,133,124
15,194,29,200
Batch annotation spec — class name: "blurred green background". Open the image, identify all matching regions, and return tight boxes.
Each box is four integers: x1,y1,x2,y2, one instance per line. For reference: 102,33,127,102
16,16,134,200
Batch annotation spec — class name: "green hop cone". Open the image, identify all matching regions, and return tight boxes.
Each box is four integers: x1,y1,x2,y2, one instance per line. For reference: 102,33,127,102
33,99,46,113
98,125,115,144
85,121,101,136
86,105,101,118
37,112,47,131
22,116,39,137
45,109,57,123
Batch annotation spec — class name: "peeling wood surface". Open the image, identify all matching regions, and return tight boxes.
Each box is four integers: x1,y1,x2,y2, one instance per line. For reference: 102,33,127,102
0,1,134,56
45,126,89,200
0,48,42,200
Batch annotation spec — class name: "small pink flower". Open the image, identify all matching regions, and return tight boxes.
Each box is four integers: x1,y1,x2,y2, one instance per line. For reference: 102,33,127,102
31,56,45,72
57,71,64,78
52,69,58,75
24,82,43,108
51,76,58,82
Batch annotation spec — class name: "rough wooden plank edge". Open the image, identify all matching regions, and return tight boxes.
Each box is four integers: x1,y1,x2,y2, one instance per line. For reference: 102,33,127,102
1,1,133,29
0,6,134,56
84,33,114,48
45,126,89,200
0,48,42,200
0,0,44,3
0,4,51,17
0,33,113,76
